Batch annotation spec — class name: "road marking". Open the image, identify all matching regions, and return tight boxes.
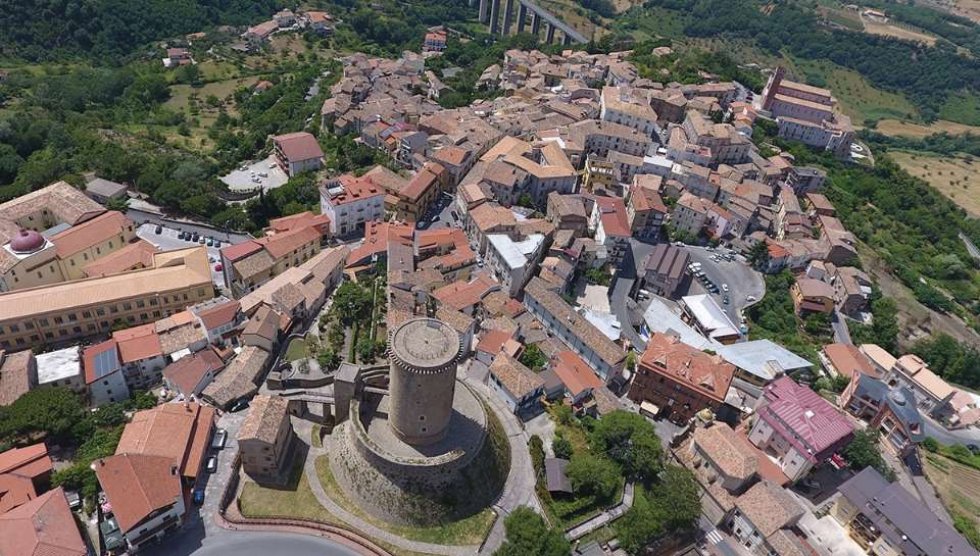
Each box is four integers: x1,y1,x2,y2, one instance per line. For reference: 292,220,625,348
706,529,724,544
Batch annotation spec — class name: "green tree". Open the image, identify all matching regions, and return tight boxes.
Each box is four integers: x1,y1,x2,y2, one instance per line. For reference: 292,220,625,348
0,387,87,444
625,350,637,372
494,506,570,556
650,465,701,531
590,410,664,482
553,436,573,460
922,437,940,452
843,429,895,480
519,343,548,371
333,282,372,326
615,486,663,554
748,240,770,270
529,435,545,474
566,454,620,501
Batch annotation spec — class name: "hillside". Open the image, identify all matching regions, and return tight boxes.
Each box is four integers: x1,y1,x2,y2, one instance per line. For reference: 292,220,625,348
0,0,282,61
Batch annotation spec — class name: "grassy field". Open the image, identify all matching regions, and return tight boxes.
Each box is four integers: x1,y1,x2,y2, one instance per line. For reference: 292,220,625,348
875,119,980,138
239,460,337,523
313,456,496,546
923,452,980,547
862,19,938,45
941,90,980,127
537,0,601,39
950,0,980,24
284,336,311,362
890,151,980,217
792,60,918,123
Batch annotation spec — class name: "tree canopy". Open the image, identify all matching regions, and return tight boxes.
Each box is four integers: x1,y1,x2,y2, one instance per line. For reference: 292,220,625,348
494,506,569,556
589,410,664,482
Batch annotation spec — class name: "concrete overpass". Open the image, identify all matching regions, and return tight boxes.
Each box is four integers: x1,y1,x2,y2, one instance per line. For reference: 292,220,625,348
478,0,589,44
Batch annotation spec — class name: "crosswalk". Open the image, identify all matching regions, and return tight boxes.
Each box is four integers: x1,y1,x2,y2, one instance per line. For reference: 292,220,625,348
705,528,724,545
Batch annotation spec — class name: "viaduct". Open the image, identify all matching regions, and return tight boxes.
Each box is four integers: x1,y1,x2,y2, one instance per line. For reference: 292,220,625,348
477,0,589,44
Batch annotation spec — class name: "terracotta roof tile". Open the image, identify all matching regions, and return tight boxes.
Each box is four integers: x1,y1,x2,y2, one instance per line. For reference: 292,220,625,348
94,454,182,534
115,402,215,481
551,350,603,397
50,211,133,258
0,487,86,556
273,132,324,163
238,395,288,444
0,350,35,406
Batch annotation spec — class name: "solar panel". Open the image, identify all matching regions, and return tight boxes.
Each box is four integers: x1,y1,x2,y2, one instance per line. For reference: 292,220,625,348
94,346,120,379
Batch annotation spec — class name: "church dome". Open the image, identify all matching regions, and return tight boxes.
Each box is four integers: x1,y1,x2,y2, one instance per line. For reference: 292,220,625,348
9,229,45,254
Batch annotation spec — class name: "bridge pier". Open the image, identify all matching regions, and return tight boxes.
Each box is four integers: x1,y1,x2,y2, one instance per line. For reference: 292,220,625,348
546,22,556,44
479,0,490,23
502,0,515,35
489,0,501,34
563,32,573,46
531,12,541,35
517,4,527,34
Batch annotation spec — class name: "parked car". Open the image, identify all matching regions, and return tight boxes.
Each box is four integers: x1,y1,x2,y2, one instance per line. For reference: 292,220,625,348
229,398,250,412
722,283,730,293
745,295,757,302
193,489,205,505
206,238,213,247
206,456,218,473
214,241,221,248
723,295,730,305
212,428,227,450
154,225,163,234
214,263,223,272
198,237,205,244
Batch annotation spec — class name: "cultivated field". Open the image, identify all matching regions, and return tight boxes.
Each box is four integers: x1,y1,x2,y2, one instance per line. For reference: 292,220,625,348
876,119,980,138
792,60,918,123
862,19,938,45
923,453,980,537
890,151,980,217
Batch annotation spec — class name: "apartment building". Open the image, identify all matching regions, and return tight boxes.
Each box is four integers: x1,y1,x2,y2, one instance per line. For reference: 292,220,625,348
748,377,854,482
0,487,87,556
757,67,854,156
239,394,295,484
478,137,578,207
625,176,667,240
883,353,955,414
727,481,804,555
681,112,752,165
395,162,446,222
485,232,546,297
672,192,710,237
0,247,214,351
220,226,321,298
546,192,589,237
790,278,835,315
320,173,386,236
839,374,924,455
272,132,324,176
627,334,736,425
832,467,974,556
524,277,626,383
489,353,545,413
94,454,185,553
600,86,660,137
0,182,138,292
641,244,689,299
591,196,631,266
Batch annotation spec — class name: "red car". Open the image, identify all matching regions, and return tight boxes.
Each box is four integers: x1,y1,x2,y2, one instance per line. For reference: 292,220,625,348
214,263,223,272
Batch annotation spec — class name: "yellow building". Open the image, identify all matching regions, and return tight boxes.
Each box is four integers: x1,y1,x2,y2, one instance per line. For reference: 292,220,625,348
0,247,214,351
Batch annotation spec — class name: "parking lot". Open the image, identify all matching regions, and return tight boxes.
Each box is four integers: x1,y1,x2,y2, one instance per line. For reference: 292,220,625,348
219,154,289,193
415,192,460,232
685,245,765,324
137,223,227,290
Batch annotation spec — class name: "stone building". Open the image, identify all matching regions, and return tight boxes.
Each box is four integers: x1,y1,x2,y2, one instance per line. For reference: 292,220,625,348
238,395,294,483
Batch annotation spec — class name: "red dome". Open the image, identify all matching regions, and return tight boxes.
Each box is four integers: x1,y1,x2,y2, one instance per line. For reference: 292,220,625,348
9,229,45,254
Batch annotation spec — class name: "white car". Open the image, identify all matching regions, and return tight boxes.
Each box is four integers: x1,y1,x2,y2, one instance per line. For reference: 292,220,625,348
746,295,757,302
722,284,730,293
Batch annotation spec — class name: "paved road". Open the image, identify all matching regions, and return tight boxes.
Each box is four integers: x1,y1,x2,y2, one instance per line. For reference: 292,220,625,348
685,245,764,324
143,531,359,556
831,310,852,345
127,208,252,245
921,413,980,446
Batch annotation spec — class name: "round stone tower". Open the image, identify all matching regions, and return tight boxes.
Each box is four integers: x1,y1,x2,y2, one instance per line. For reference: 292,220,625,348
387,318,461,446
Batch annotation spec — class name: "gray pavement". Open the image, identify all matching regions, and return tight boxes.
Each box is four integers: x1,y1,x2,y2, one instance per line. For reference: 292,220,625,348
146,531,359,556
127,208,252,245
831,310,852,345
219,155,289,193
137,223,227,290
921,413,980,446
684,246,764,324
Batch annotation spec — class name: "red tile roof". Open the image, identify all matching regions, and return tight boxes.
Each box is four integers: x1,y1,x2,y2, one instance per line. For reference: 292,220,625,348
256,225,320,259
162,349,225,396
477,329,512,355
823,343,876,380
0,350,35,406
638,334,735,402
82,239,158,277
432,273,499,311
552,350,603,397
594,196,631,238
220,240,263,262
196,300,241,331
94,454,182,534
326,174,385,206
50,211,133,258
0,487,86,556
82,339,120,385
400,165,440,202
267,211,330,234
273,132,324,163
115,402,215,481
0,442,52,514
758,377,854,463
112,324,163,363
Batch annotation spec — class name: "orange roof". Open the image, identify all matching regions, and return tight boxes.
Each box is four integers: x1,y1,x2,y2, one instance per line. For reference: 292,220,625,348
400,166,440,203
273,132,323,163
220,240,263,262
112,323,162,363
0,442,52,514
267,211,330,234
256,225,320,258
327,174,385,206
82,340,120,384
94,454,182,534
0,487,86,556
82,239,157,277
195,299,241,331
432,273,499,311
115,402,215,481
477,329,512,355
823,343,876,379
552,350,603,397
162,348,225,396
50,211,132,258
432,145,469,166
595,196,631,238
346,220,413,267
639,334,736,402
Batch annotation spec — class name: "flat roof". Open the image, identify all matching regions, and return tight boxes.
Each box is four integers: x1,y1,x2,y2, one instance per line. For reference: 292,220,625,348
35,347,81,385
487,233,544,270
716,339,813,380
681,294,739,339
